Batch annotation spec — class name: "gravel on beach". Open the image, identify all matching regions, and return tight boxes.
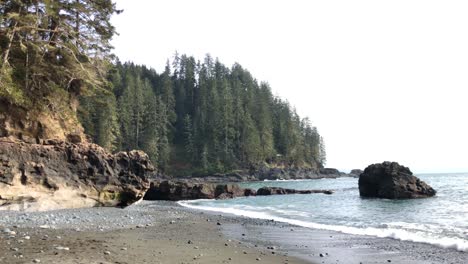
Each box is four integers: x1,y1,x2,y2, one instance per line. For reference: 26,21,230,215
1,201,466,264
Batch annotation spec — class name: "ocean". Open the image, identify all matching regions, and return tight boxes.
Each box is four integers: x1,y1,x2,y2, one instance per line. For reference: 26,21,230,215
179,173,468,252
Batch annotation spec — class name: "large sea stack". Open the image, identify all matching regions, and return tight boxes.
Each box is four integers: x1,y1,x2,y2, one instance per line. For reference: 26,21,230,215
359,161,436,199
0,137,154,211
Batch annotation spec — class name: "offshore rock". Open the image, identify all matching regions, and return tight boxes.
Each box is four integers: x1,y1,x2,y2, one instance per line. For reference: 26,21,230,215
253,166,347,181
349,169,363,178
359,161,436,199
0,137,153,211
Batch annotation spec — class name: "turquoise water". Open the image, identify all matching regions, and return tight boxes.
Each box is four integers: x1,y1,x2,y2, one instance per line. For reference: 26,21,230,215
180,173,468,252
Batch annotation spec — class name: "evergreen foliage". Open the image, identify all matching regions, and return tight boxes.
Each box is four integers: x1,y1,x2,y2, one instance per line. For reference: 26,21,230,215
79,55,326,175
0,0,119,107
0,1,325,176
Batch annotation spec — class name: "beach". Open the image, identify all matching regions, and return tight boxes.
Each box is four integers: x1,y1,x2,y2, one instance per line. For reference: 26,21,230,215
0,201,307,264
1,201,466,264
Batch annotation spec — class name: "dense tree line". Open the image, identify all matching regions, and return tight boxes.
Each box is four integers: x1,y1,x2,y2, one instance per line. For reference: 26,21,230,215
0,1,325,176
79,54,326,176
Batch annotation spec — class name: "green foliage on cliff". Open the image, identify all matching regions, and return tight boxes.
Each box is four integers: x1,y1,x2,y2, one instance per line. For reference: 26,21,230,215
0,0,119,107
79,55,326,175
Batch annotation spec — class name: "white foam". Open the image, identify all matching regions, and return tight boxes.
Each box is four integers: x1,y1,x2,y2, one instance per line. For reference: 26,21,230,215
178,201,468,252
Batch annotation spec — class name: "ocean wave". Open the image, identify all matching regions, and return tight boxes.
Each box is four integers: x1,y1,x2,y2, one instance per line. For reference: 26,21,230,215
262,179,309,182
178,201,468,252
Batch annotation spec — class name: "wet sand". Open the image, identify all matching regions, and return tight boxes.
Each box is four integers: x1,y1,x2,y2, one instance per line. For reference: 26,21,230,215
1,201,466,264
0,201,309,264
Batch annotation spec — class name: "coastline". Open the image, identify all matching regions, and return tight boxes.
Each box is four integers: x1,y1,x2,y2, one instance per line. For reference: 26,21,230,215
0,201,310,264
177,201,467,264
1,201,466,264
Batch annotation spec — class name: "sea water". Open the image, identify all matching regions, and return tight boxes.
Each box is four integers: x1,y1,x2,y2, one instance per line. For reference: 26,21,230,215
179,173,468,252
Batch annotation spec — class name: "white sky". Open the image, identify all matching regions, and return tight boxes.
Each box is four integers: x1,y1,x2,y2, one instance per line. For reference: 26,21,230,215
111,0,468,173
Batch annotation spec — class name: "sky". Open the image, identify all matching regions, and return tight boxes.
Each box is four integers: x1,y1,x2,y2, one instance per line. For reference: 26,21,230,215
110,0,468,173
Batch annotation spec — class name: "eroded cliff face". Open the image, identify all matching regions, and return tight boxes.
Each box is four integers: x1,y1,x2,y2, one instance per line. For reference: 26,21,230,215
0,98,85,143
0,137,154,211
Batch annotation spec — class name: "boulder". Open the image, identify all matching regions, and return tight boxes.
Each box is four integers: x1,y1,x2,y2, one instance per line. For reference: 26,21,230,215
143,181,216,200
0,138,153,211
359,161,436,199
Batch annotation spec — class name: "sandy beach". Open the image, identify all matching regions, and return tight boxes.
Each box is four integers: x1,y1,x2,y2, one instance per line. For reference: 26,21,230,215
0,201,308,264
0,201,466,264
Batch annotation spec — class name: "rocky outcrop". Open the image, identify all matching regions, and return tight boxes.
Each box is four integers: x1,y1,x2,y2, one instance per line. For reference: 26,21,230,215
0,137,154,211
144,181,332,201
349,169,363,178
144,181,216,200
359,161,436,199
252,166,347,181
143,181,255,200
256,187,333,195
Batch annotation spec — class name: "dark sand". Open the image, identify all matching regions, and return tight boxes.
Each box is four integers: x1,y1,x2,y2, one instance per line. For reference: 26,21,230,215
0,201,308,264
0,201,466,264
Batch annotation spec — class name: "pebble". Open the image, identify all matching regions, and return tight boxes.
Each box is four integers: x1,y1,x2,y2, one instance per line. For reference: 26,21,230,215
33,259,41,263
55,246,70,251
256,257,261,261
121,247,127,251
104,251,111,255
24,236,31,240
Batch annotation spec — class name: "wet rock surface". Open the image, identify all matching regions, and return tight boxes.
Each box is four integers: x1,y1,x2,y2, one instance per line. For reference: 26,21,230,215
359,161,436,199
144,181,332,201
0,138,154,210
256,187,333,195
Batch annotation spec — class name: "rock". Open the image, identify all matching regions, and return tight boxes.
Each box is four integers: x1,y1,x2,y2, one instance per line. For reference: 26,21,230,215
66,133,82,144
0,138,154,210
252,165,347,181
104,250,111,255
144,180,332,201
256,187,333,196
349,169,363,178
144,181,215,200
144,181,248,201
359,161,436,199
214,184,245,199
243,188,257,196
55,246,69,251
33,259,41,263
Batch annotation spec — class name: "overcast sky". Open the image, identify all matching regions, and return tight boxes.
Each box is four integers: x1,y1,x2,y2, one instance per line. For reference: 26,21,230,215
111,0,468,173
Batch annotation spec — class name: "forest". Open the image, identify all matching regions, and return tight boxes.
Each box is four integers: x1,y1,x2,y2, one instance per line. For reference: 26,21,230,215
79,56,326,176
0,0,325,176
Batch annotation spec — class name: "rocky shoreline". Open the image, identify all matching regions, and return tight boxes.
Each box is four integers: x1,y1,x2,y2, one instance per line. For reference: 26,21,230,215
0,137,153,211
173,167,349,184
143,180,333,201
0,137,349,211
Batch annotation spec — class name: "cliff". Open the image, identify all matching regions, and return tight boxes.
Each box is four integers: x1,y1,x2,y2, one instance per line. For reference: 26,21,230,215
0,137,154,211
